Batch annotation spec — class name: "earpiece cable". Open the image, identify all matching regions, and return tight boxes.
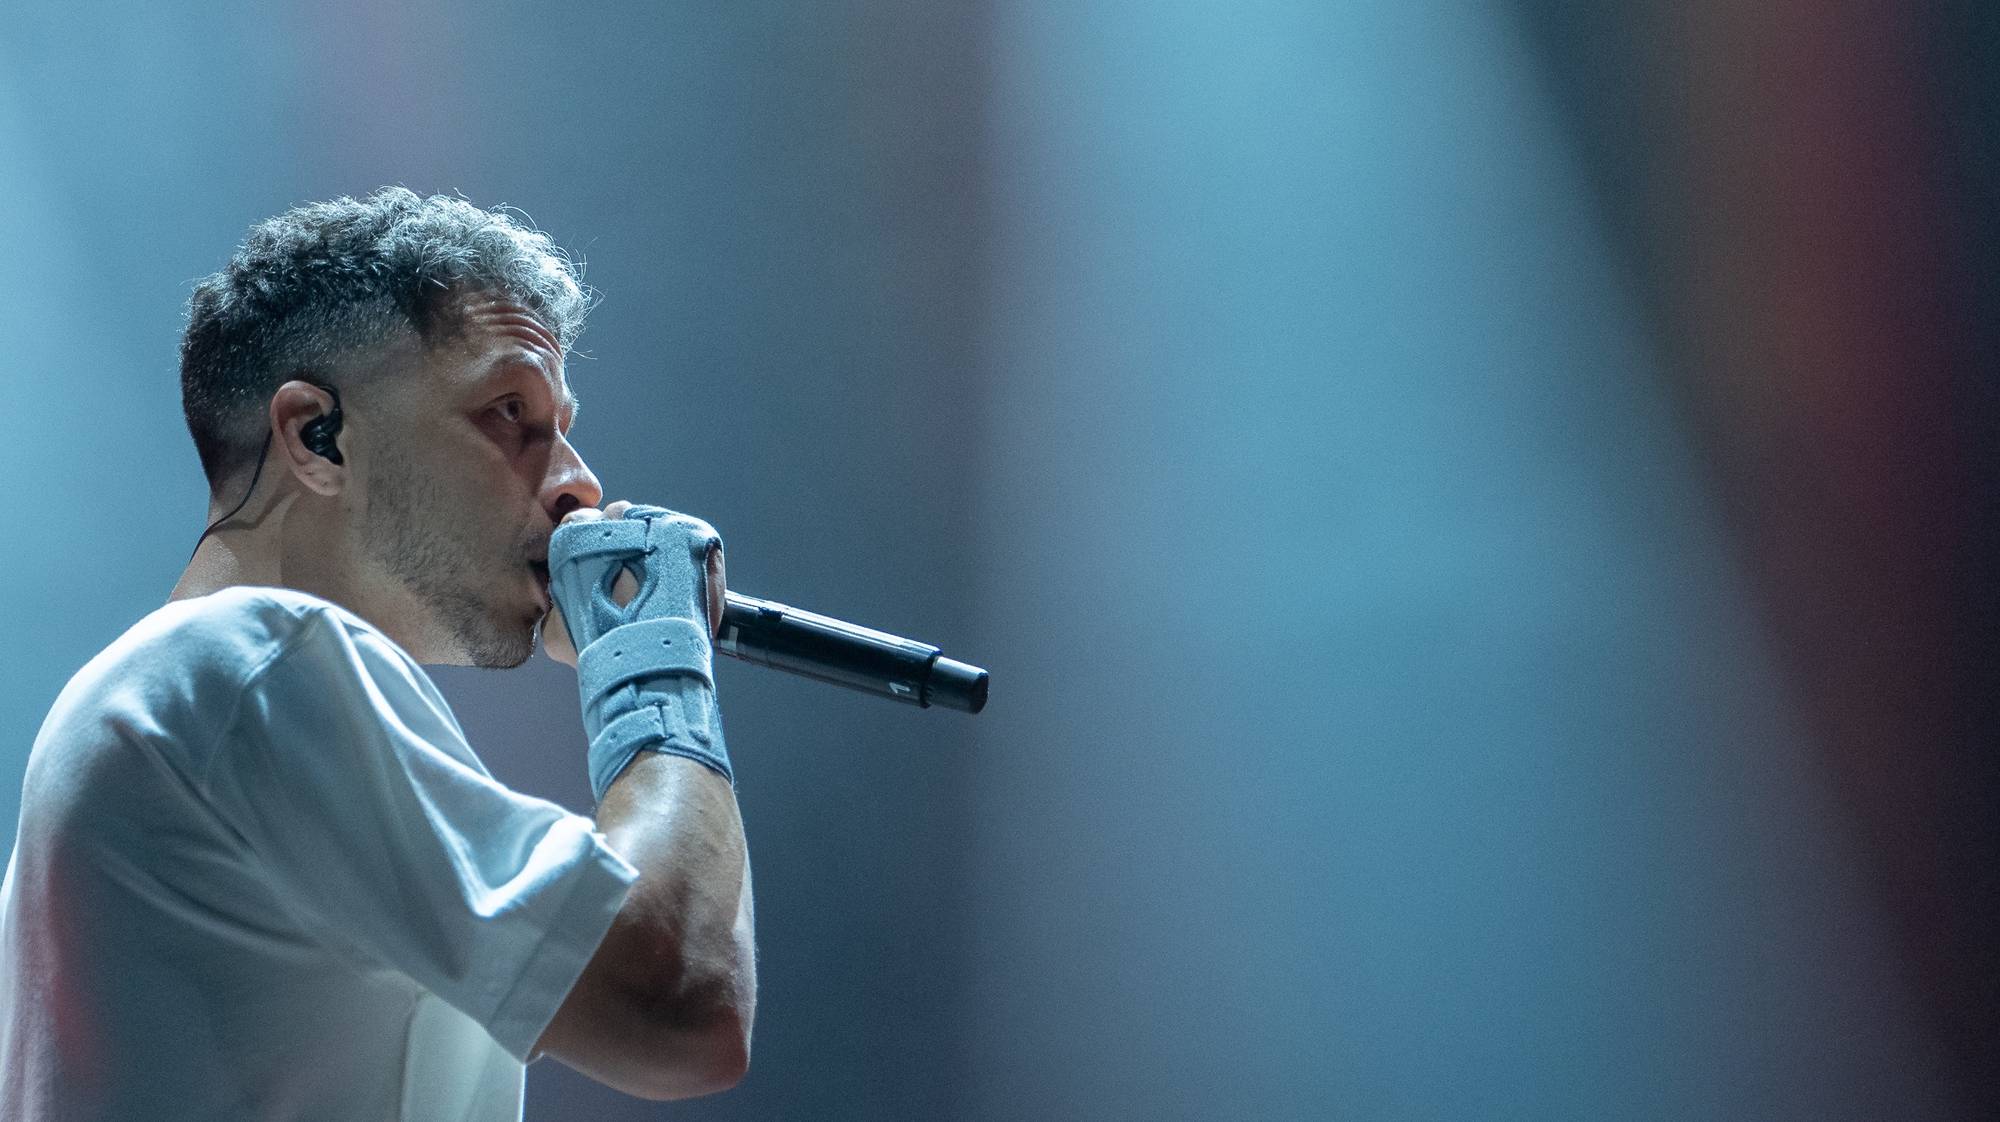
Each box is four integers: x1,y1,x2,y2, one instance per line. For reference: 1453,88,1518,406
188,432,274,563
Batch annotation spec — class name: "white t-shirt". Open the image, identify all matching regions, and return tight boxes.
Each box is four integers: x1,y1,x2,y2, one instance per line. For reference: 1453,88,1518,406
0,587,637,1121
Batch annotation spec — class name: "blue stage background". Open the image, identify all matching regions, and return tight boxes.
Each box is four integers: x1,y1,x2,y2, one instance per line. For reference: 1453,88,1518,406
3,3,1993,1117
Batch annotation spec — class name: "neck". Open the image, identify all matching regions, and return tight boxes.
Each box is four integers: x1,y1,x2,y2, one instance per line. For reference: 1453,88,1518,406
172,536,280,602
173,487,297,602
172,497,462,665
170,489,347,616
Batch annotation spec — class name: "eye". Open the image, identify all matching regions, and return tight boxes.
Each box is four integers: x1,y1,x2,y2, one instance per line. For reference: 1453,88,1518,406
494,398,526,424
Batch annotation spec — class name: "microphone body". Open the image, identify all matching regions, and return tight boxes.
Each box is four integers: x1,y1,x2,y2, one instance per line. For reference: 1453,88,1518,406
715,592,988,713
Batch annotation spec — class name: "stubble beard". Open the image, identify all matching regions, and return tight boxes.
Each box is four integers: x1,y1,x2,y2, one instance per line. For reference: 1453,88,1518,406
361,449,536,669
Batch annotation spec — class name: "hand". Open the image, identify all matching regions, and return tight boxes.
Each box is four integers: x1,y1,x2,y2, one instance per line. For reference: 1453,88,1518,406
540,500,727,668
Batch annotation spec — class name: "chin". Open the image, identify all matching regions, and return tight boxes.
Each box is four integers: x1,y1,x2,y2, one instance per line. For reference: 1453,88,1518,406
476,644,534,670
446,609,539,670
482,622,539,669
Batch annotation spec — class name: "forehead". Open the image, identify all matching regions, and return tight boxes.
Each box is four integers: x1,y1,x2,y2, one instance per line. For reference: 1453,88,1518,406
424,298,579,414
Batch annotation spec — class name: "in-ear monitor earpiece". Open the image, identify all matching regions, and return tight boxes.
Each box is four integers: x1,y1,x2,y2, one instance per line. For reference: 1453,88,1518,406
301,383,344,465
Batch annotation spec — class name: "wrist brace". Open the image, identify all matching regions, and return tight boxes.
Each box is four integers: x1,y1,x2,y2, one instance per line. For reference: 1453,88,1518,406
548,505,731,800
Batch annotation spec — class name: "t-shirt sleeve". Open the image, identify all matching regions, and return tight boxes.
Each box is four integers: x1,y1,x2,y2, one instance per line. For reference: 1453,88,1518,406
200,606,637,1061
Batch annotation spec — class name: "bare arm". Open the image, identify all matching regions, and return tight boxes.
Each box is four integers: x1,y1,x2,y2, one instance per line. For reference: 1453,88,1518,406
532,506,756,1099
534,753,755,1099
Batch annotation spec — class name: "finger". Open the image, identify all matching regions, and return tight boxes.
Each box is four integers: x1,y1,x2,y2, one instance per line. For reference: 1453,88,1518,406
610,565,641,607
541,603,579,667
604,499,636,520
560,506,604,526
706,542,726,637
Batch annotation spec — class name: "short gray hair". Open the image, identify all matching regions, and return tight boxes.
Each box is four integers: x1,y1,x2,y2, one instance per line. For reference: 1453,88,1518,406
180,186,591,485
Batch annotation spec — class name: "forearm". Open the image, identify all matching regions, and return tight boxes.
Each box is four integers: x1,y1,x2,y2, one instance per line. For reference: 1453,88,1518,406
595,752,756,1040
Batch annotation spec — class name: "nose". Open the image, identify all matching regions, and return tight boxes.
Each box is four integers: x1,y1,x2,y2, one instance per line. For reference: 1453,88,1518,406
544,434,603,522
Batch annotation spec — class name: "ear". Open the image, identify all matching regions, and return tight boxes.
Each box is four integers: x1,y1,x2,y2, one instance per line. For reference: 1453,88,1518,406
271,379,346,496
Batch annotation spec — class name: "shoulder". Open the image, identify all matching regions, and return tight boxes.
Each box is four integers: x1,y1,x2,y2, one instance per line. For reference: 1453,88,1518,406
152,585,378,655
91,587,408,694
37,588,421,767
59,586,344,707
188,589,470,760
157,586,441,712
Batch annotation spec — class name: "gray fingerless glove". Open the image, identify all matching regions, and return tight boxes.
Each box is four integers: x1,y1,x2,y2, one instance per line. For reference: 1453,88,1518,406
547,504,730,800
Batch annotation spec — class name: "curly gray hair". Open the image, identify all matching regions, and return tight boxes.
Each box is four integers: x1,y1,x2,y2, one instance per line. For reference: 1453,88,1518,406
180,186,591,485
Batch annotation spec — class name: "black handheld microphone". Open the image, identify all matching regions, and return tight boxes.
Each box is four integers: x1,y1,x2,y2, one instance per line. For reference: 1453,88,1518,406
715,592,988,714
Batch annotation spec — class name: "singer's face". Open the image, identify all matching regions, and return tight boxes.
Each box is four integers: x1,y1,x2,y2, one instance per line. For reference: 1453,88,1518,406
354,294,600,667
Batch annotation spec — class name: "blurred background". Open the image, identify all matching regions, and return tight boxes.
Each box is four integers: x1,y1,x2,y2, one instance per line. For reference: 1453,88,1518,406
4,1,1997,1117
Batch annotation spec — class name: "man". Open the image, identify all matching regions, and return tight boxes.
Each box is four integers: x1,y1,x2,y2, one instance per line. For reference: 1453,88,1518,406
0,188,756,1119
